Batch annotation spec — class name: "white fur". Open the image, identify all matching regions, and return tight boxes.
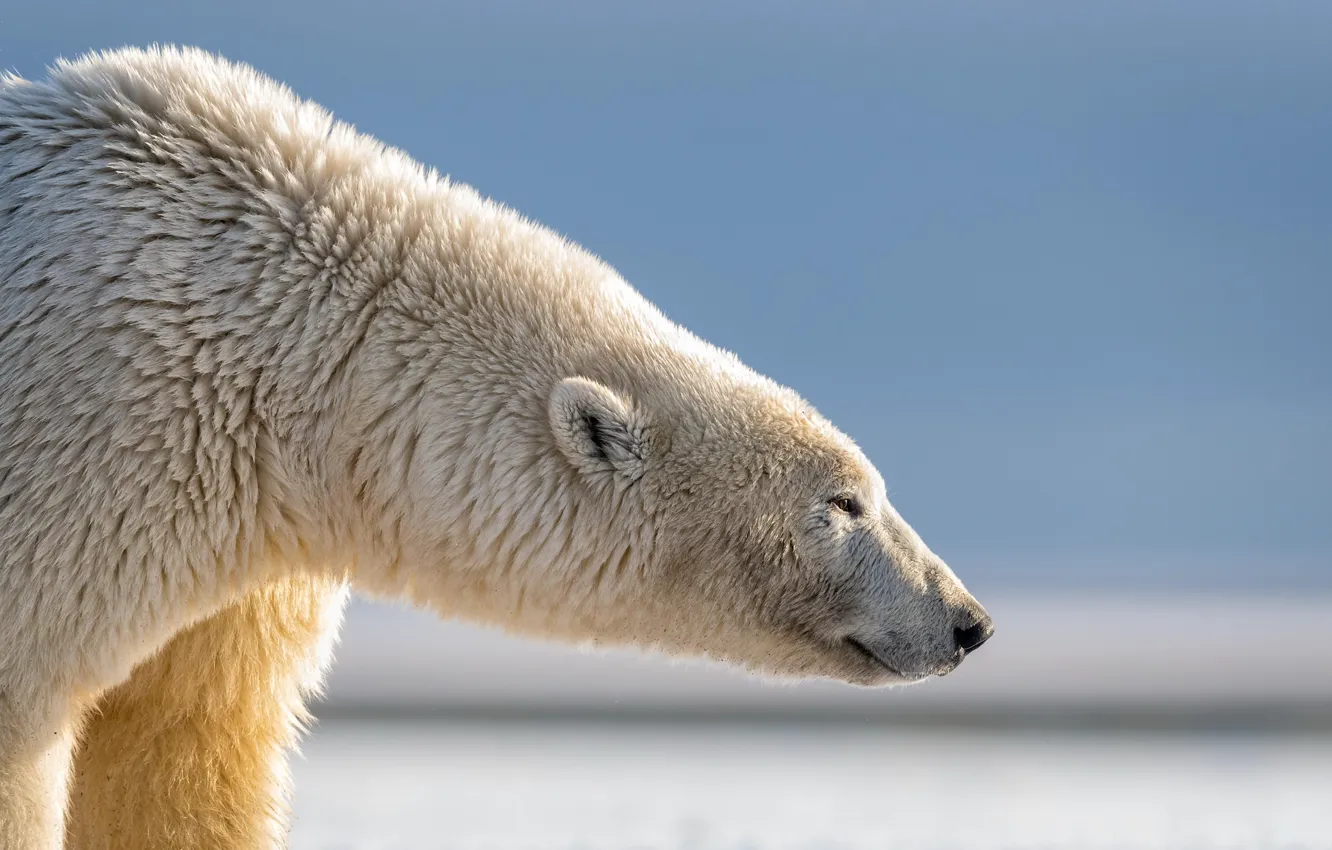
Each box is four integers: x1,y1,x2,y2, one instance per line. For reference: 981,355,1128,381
0,46,990,848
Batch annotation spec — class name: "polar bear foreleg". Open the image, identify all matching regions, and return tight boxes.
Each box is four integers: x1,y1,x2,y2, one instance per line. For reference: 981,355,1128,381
0,716,80,850
65,576,349,850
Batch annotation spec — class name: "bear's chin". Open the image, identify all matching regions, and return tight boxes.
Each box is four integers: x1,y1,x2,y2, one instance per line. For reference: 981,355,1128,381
726,639,939,689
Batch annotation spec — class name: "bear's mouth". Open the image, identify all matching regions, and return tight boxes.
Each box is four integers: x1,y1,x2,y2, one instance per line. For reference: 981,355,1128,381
844,637,905,677
842,637,933,683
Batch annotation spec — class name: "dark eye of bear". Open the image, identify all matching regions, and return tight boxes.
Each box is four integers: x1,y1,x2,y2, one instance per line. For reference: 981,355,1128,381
830,496,863,518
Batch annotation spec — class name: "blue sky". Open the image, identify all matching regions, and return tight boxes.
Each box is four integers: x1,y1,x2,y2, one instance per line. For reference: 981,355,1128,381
5,2,1329,590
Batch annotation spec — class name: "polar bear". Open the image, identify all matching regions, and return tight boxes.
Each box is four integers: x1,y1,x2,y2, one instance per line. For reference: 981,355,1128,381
0,46,993,849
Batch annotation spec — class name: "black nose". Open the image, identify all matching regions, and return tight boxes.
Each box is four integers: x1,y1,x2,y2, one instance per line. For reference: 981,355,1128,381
954,617,994,654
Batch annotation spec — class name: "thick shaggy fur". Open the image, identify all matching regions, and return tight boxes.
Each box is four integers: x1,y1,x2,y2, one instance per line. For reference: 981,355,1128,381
0,47,990,848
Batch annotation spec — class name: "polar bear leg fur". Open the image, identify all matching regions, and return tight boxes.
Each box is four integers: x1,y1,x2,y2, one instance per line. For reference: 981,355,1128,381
0,716,81,850
65,576,348,850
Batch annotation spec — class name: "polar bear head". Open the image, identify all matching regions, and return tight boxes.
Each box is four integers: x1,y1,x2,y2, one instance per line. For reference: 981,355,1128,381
340,189,991,688
532,364,992,687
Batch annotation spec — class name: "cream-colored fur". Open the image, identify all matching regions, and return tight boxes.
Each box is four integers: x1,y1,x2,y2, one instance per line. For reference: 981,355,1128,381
0,46,991,849
66,576,347,848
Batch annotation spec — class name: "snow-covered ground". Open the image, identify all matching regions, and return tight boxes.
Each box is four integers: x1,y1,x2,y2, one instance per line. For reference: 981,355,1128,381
293,593,1332,848
289,720,1332,850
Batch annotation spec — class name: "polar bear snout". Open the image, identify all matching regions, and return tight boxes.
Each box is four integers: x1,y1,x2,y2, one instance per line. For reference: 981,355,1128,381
953,612,994,656
834,549,995,684
843,598,993,684
932,595,995,674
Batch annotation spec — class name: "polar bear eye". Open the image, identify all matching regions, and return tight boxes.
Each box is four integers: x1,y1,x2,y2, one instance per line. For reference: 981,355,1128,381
829,496,863,518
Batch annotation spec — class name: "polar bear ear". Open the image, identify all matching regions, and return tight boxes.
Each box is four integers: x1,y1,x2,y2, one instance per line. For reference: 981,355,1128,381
548,377,648,482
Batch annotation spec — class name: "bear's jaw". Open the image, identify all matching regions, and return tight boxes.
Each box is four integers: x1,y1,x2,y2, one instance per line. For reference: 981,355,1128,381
843,637,931,684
